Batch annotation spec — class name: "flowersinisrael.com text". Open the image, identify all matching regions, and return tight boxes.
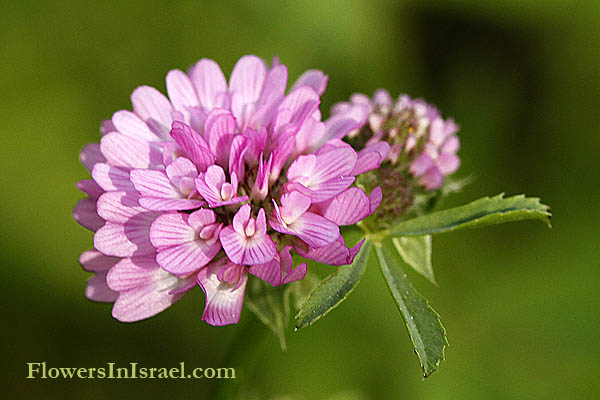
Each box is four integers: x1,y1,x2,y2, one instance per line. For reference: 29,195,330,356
26,362,236,379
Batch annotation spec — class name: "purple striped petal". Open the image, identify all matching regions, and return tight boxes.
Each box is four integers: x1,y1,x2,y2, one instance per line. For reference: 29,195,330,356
94,214,156,257
285,178,355,203
220,208,276,266
130,169,179,198
96,191,145,223
79,250,120,272
229,55,266,105
292,69,328,95
101,119,116,135
92,163,135,192
131,86,173,138
314,187,370,226
150,212,221,275
150,213,195,247
101,132,163,169
108,255,193,322
166,69,200,112
80,143,106,172
189,59,228,110
156,240,221,275
297,236,364,266
77,180,103,198
139,197,205,211
169,121,215,171
74,198,104,231
270,207,339,249
112,110,158,142
352,142,391,175
197,261,247,326
86,271,119,303
249,245,306,287
205,110,236,166
228,135,248,180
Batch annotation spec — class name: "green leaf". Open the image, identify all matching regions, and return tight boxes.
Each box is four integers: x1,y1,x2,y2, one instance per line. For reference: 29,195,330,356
375,238,447,378
245,279,291,350
295,239,372,330
390,193,551,237
393,235,436,285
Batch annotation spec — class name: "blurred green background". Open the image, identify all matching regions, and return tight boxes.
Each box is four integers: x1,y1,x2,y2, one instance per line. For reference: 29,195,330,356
2,0,599,398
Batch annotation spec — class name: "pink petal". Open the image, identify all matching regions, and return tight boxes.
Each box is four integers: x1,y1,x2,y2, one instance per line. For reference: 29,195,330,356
100,132,163,169
410,153,434,177
290,146,357,189
255,208,268,237
278,86,320,128
437,153,460,175
219,225,276,265
77,180,103,198
352,142,391,175
205,110,236,166
150,212,195,247
130,169,179,198
297,236,364,266
80,143,105,172
92,163,135,192
86,271,119,302
323,105,367,141
156,240,221,275
79,250,120,272
188,208,217,231
107,254,159,291
101,119,116,135
294,117,326,155
228,135,248,181
74,198,104,231
232,204,251,235
229,55,267,104
95,191,145,223
108,256,192,322
197,261,247,326
422,167,444,190
165,157,198,183
150,211,221,273
248,257,282,287
94,213,157,257
314,187,370,226
369,186,383,212
292,69,328,95
139,197,204,211
131,86,173,138
373,89,392,106
249,245,307,286
269,133,294,184
279,191,311,224
285,178,355,203
248,64,288,128
283,261,307,284
112,110,157,142
441,135,460,154
94,222,138,256
169,121,214,171
166,69,200,111
190,59,228,109
284,211,339,248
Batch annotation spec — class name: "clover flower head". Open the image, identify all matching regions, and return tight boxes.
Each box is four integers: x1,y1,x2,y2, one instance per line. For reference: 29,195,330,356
333,89,460,190
74,55,387,326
